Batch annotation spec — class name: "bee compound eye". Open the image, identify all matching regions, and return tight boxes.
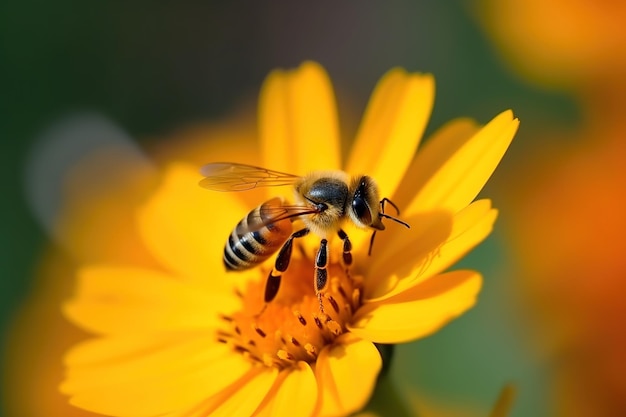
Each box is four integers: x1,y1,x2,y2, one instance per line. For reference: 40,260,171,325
352,196,372,225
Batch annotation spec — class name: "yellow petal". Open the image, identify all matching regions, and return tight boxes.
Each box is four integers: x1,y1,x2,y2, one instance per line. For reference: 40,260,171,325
346,69,434,198
349,270,482,344
362,209,454,299
403,110,518,216
259,61,341,174
391,117,480,210
137,163,248,287
412,204,496,287
351,118,480,258
62,335,252,417
366,199,496,301
253,362,317,417
315,334,382,417
201,368,279,417
63,266,239,334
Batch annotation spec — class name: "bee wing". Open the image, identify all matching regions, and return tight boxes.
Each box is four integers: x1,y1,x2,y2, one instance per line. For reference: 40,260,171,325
199,162,300,191
240,203,320,233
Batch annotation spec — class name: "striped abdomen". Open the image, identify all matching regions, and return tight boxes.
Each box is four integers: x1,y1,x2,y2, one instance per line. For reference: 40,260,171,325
224,197,293,270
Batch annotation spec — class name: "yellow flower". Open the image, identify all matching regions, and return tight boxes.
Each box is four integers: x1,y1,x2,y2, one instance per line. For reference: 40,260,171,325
60,62,518,417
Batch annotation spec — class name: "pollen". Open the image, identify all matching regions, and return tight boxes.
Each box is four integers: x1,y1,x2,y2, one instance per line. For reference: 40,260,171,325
217,257,363,370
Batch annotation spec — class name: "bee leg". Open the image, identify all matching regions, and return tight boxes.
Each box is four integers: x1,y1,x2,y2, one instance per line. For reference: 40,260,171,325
314,239,329,312
265,228,310,303
337,229,352,267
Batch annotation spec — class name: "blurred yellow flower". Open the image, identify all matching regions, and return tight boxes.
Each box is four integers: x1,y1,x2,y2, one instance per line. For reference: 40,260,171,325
59,62,518,417
405,384,516,417
3,111,259,417
476,1,626,415
501,130,626,417
476,0,626,88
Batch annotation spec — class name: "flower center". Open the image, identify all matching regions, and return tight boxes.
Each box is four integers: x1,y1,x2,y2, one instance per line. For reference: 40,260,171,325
217,255,362,370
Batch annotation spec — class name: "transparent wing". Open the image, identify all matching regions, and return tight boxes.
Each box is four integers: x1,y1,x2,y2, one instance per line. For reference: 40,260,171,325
240,203,320,233
199,162,300,191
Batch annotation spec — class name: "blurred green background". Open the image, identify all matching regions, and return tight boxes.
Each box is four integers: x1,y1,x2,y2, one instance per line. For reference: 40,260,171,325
1,1,581,417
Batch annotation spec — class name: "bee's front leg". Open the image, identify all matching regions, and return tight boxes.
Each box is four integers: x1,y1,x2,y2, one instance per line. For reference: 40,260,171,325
337,229,352,267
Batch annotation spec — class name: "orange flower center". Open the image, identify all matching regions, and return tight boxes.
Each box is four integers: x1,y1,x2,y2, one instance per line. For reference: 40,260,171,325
217,255,362,370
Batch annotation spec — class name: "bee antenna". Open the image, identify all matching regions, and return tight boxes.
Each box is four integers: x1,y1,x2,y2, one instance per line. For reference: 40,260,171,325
369,198,411,256
379,197,410,229
380,197,401,214
380,212,410,229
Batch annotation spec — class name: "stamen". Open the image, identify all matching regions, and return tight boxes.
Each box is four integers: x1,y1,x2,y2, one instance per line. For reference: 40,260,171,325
218,256,364,370
262,354,276,367
304,343,318,359
277,350,295,361
216,329,232,338
344,303,353,316
294,310,307,326
352,288,361,308
328,295,340,313
233,345,249,354
254,325,267,338
338,285,348,301
219,314,233,322
326,319,342,336
249,355,263,364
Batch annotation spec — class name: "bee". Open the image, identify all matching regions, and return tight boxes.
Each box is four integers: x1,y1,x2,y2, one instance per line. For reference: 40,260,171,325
199,162,409,309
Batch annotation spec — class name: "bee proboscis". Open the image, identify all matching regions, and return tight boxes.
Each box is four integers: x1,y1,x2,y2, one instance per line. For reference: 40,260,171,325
199,162,409,310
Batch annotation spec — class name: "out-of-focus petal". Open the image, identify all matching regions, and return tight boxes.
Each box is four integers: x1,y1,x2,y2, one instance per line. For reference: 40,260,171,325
24,113,157,248
63,266,239,335
346,69,434,198
366,199,496,301
253,362,317,417
259,61,341,174
403,110,518,217
489,384,517,417
349,270,482,344
61,336,251,417
315,334,382,417
136,163,248,287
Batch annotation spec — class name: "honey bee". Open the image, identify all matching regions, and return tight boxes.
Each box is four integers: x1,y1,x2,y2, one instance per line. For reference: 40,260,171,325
199,162,409,308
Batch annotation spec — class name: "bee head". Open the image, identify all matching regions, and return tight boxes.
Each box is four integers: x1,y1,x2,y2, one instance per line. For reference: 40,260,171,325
349,176,385,230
